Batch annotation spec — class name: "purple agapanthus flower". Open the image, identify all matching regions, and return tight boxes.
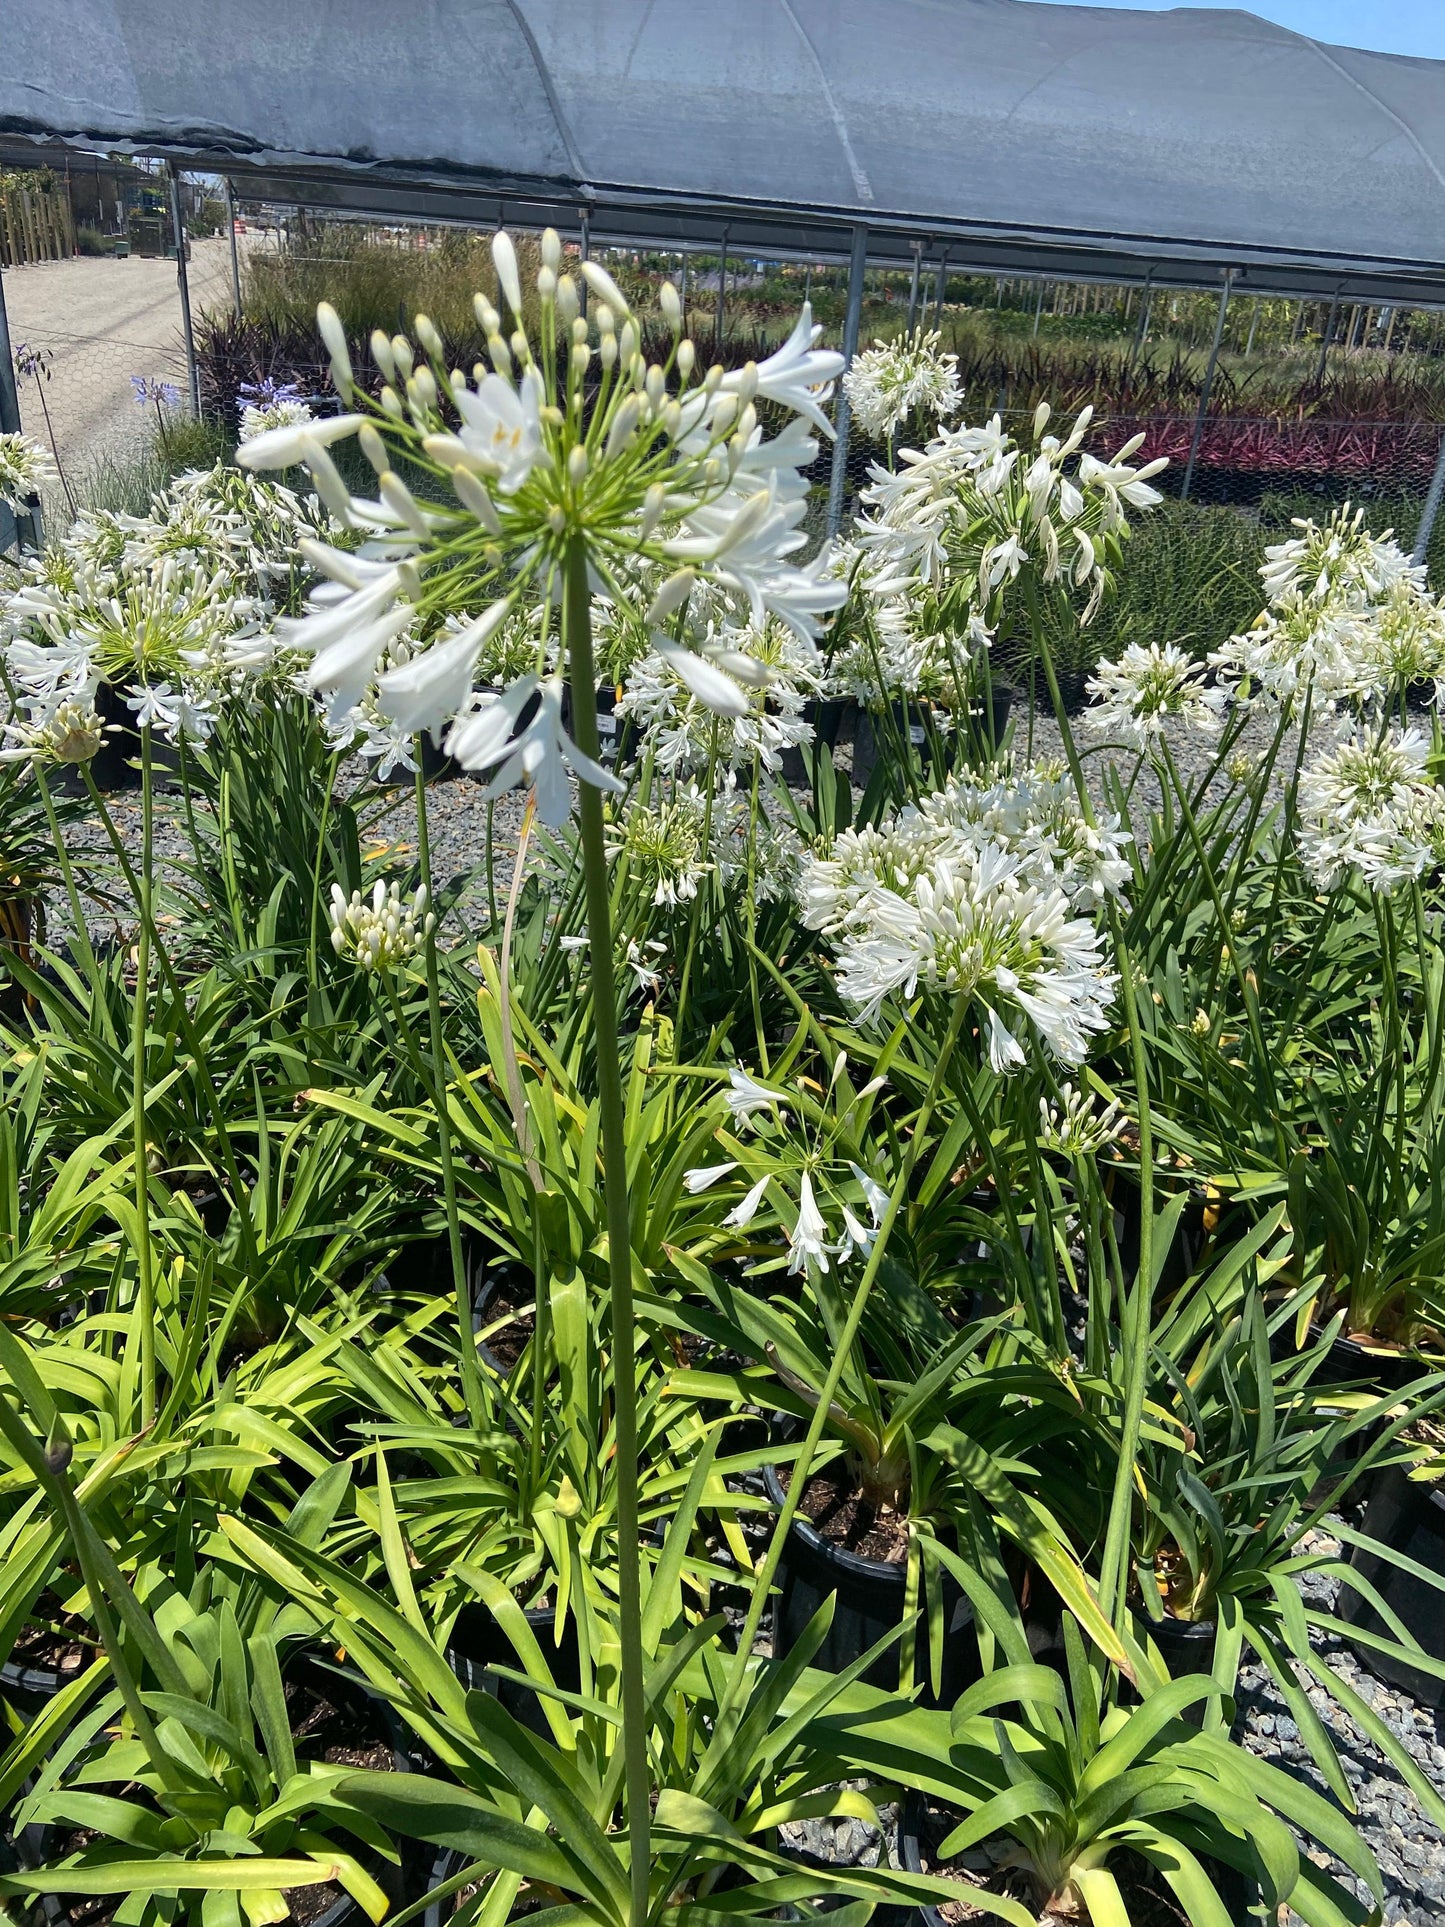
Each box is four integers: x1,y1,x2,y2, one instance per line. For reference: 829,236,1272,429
132,375,182,407
238,377,305,406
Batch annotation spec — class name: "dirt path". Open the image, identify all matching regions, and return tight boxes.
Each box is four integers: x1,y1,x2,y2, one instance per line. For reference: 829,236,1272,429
3,237,247,475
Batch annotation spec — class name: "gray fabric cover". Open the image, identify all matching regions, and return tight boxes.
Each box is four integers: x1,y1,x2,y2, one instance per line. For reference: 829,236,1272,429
2,0,1443,284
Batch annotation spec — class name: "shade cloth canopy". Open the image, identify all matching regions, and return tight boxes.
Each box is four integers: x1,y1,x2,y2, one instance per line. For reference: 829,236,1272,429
3,0,1445,299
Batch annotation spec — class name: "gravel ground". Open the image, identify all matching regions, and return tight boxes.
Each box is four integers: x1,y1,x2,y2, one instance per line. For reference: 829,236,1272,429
1016,699,1306,827
62,698,1305,945
1237,1530,1445,1927
53,764,532,948
5,237,258,479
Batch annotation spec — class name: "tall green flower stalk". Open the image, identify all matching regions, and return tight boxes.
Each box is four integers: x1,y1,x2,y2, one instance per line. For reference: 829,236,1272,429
412,751,485,1432
239,228,846,1925
1025,584,1154,1630
564,534,652,1918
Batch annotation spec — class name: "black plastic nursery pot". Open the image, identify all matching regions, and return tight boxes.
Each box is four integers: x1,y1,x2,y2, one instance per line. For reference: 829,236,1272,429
844,687,1016,791
761,1460,979,1702
1340,1462,1445,1710
418,729,465,785
0,1591,94,1707
471,1266,540,1376
445,1598,580,1738
899,1793,1258,1927
81,681,181,793
1143,1610,1218,1678
1316,1328,1441,1395
778,698,847,787
13,1650,411,1927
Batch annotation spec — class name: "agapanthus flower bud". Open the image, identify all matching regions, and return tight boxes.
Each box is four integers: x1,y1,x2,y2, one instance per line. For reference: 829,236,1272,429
380,386,404,419
640,483,666,539
581,259,630,315
359,422,389,475
475,294,500,335
370,329,397,382
492,230,523,319
605,395,643,462
536,265,556,302
541,227,561,271
317,302,353,395
677,339,696,379
557,275,580,326
329,879,431,972
488,332,513,377
451,466,503,534
567,445,589,486
660,281,681,330
415,313,443,361
391,335,414,378
646,569,696,626
380,472,432,538
1033,400,1051,438
299,437,354,519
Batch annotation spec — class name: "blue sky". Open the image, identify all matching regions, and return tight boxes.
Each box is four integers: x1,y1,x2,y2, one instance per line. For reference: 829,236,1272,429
1020,0,1445,60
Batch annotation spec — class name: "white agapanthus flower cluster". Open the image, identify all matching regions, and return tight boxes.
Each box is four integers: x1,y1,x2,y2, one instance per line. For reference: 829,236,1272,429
328,879,434,971
1039,1082,1128,1158
858,402,1166,625
825,540,995,708
1296,728,1445,891
606,783,713,907
238,229,848,825
616,614,823,774
604,771,805,911
841,329,962,440
1260,504,1422,609
1084,641,1226,749
1214,504,1445,716
801,777,1119,1064
2,550,257,755
0,432,57,514
238,381,315,445
0,695,104,767
686,1148,888,1278
1,464,335,759
926,762,1133,910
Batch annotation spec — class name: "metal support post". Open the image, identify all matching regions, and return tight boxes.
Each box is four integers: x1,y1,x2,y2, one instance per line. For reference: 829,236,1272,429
1244,296,1260,358
169,165,201,418
714,228,729,348
826,224,869,539
577,209,590,315
906,241,922,333
932,248,949,326
1032,276,1046,337
1313,285,1341,387
224,178,242,314
1127,267,1155,369
1180,268,1234,502
1413,428,1445,566
0,264,41,550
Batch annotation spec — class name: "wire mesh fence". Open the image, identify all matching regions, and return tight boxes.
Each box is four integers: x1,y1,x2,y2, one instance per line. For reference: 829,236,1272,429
6,194,1445,593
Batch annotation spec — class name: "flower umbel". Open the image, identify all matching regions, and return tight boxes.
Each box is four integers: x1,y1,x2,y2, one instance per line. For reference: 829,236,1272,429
238,230,848,822
328,880,434,972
